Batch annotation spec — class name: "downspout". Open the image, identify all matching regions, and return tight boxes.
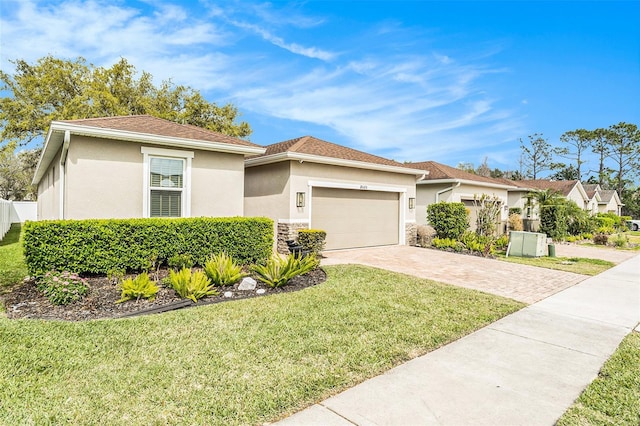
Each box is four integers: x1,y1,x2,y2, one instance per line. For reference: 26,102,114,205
59,130,70,220
435,182,460,202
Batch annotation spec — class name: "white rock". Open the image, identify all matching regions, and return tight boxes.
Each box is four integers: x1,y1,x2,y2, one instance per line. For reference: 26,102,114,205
256,289,266,295
224,291,233,298
238,277,257,291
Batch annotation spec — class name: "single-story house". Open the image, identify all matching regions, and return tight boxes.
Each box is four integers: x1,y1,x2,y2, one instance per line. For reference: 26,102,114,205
33,115,265,220
509,179,590,218
597,190,623,215
244,136,426,252
407,161,515,233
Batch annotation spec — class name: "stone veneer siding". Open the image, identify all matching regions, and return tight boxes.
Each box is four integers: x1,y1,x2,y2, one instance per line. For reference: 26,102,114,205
277,221,310,254
405,222,417,246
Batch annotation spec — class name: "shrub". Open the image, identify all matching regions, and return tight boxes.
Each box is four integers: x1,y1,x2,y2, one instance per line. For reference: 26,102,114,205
596,226,615,235
508,213,523,231
416,225,437,247
565,235,578,243
612,233,628,248
593,233,609,245
473,194,502,237
167,267,218,303
116,272,159,303
204,252,247,286
540,205,568,240
495,234,509,250
23,217,273,275
297,229,327,256
37,271,89,305
581,232,593,240
509,207,522,215
252,254,319,288
168,253,194,270
427,202,469,240
431,237,461,251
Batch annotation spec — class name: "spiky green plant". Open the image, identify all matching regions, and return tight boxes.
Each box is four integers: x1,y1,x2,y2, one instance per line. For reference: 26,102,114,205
116,272,159,303
168,267,218,303
252,254,319,288
204,252,247,286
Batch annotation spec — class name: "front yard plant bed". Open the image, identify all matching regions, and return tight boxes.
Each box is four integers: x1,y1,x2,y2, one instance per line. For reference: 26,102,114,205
2,268,327,321
0,265,523,425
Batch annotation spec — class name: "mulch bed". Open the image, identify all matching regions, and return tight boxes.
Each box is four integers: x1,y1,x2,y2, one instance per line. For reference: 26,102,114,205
2,268,327,322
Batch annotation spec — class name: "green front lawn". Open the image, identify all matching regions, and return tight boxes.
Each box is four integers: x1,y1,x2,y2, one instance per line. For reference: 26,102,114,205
557,331,640,425
0,223,27,292
0,264,524,425
497,254,614,276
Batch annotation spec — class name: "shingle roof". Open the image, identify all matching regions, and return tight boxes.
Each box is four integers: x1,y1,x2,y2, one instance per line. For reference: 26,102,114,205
408,161,517,187
582,184,600,199
261,135,408,168
598,190,618,204
59,115,259,148
511,179,580,196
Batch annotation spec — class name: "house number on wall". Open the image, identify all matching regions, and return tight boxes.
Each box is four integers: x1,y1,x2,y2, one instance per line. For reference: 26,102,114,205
360,185,368,190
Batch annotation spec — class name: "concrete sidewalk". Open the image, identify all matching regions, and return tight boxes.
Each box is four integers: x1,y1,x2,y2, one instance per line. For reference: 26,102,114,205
276,254,640,425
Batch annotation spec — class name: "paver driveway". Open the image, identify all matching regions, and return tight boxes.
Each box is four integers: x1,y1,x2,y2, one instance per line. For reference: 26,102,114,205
322,246,588,304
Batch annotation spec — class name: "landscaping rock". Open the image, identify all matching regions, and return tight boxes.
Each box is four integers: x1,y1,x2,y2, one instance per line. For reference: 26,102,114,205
238,277,257,291
256,289,266,295
224,291,233,298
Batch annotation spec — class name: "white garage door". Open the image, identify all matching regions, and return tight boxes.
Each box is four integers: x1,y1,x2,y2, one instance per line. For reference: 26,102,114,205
311,187,400,250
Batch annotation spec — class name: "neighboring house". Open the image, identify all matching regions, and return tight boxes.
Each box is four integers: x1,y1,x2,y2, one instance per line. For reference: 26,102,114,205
33,115,265,220
244,136,425,252
582,184,602,215
597,190,623,215
510,180,590,217
408,161,516,233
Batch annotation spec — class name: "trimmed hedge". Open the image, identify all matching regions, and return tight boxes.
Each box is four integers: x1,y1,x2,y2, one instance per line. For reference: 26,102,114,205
540,205,568,240
298,229,327,256
23,217,274,275
427,202,469,240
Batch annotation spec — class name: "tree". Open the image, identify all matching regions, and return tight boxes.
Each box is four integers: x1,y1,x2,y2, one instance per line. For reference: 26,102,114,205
549,164,579,181
476,157,491,177
0,143,40,200
605,122,640,195
0,56,252,148
457,162,476,174
554,129,591,181
589,127,611,186
520,133,553,179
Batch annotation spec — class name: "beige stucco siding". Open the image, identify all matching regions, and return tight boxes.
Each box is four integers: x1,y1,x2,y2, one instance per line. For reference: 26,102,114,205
416,182,509,226
244,162,291,219
37,148,62,220
58,135,245,220
191,150,245,217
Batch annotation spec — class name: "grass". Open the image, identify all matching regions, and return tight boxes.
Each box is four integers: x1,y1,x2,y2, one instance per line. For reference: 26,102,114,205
0,223,27,292
0,264,524,425
557,332,640,426
497,254,614,276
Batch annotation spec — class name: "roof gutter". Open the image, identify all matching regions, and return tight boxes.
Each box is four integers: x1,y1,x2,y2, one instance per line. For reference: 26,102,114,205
419,178,517,191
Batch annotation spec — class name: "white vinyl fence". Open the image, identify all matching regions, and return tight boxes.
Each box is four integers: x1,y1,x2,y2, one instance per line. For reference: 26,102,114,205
0,199,37,241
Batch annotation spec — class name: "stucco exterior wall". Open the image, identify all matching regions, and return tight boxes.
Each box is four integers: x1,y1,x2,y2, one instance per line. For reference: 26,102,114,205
566,186,588,210
57,135,245,220
37,148,62,220
244,162,291,220
416,182,509,226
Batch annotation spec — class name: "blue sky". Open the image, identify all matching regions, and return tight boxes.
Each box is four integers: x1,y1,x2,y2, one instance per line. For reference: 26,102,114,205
1,0,638,176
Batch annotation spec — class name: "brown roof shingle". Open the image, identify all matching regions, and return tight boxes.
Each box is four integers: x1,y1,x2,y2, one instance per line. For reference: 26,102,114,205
511,179,580,196
408,161,517,187
261,135,409,168
59,115,259,148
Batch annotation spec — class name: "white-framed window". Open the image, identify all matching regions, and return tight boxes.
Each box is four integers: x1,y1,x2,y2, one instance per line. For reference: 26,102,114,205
141,147,193,218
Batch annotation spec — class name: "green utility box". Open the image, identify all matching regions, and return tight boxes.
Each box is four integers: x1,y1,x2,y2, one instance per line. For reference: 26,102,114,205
508,231,548,257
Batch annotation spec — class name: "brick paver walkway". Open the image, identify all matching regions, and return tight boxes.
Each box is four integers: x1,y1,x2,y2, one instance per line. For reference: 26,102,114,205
322,246,588,304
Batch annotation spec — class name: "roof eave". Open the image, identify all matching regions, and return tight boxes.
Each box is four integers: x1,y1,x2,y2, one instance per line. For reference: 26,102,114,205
417,178,517,190
244,152,426,175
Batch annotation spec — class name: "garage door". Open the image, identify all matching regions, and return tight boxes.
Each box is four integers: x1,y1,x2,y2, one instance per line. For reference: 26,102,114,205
311,187,400,250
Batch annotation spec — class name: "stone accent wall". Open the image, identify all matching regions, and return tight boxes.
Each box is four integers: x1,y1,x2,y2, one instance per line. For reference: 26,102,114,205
405,222,417,246
276,221,310,254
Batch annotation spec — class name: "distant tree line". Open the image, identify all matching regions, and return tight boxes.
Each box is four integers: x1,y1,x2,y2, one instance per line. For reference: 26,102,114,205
457,123,640,218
